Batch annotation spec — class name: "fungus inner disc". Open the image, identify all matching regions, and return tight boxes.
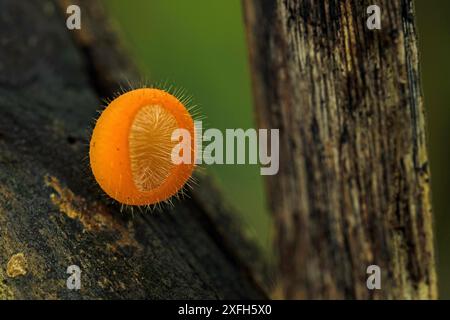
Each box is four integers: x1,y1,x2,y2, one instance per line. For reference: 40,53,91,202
129,104,179,191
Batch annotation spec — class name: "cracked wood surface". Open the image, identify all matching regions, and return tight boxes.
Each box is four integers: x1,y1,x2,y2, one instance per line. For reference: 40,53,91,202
0,0,267,299
244,0,436,299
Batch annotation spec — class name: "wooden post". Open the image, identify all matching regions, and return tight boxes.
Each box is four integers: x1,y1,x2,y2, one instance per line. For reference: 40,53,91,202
243,0,437,299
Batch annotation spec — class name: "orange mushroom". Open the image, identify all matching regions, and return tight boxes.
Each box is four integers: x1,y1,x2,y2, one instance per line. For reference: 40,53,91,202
89,88,195,206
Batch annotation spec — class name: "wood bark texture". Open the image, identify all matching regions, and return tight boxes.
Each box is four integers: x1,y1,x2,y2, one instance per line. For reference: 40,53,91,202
243,0,436,299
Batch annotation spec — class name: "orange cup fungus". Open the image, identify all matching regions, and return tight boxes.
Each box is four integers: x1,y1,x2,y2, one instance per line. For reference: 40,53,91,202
89,88,195,206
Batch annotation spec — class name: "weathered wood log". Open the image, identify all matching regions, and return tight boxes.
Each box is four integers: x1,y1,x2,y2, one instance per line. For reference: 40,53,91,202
243,0,436,299
0,0,267,299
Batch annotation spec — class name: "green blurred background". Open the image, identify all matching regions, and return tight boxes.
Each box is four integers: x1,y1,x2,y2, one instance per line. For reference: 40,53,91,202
416,0,450,299
104,0,450,298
